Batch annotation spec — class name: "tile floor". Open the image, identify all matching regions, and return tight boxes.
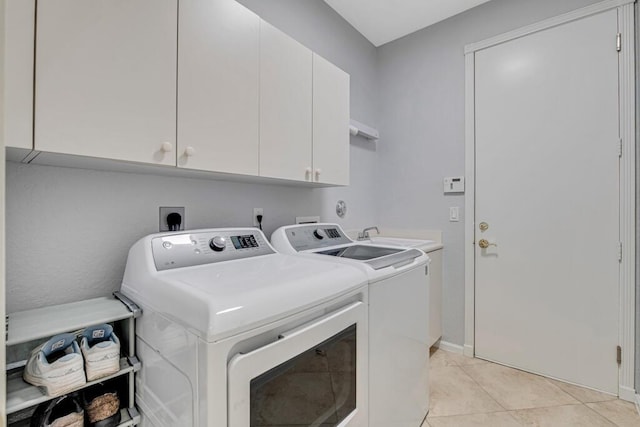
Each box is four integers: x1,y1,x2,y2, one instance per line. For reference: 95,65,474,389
424,348,640,427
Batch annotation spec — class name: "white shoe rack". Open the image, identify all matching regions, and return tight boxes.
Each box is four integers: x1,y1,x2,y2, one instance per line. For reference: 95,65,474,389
5,292,142,426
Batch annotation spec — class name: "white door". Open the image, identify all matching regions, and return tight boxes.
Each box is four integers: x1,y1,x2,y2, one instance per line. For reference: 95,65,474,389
35,0,177,165
178,0,259,174
259,21,312,182
474,10,619,393
312,53,350,185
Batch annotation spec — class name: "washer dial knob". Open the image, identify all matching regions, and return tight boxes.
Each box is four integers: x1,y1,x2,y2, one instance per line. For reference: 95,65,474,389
313,229,326,240
209,236,226,252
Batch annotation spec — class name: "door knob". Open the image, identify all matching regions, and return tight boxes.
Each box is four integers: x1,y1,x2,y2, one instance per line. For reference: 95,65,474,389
478,239,497,249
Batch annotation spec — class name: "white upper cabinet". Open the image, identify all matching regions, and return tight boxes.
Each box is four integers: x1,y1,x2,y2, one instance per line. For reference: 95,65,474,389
312,54,350,186
15,1,349,185
259,21,313,182
4,0,35,150
34,0,177,166
178,0,259,174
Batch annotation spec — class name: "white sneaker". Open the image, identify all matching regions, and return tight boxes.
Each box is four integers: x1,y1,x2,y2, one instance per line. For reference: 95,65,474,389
80,324,121,381
23,333,87,397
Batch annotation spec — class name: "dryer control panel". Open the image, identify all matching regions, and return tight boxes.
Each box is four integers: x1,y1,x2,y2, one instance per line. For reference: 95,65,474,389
152,228,274,271
278,224,352,251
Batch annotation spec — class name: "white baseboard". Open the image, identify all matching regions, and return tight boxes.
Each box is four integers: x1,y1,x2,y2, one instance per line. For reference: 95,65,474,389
635,394,640,416
619,385,636,402
463,344,474,357
435,340,464,354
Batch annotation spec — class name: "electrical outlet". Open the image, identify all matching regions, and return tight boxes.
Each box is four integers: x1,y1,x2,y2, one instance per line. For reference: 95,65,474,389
253,208,263,227
159,207,185,231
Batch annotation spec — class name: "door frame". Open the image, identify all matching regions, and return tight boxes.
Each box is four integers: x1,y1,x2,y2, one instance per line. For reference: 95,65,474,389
463,0,636,401
0,0,6,419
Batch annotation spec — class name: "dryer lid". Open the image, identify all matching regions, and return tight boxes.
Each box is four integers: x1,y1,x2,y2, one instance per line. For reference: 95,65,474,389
122,251,367,342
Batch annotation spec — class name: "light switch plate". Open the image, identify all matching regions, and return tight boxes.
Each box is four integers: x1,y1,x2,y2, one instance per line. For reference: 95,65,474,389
449,207,460,222
444,176,465,194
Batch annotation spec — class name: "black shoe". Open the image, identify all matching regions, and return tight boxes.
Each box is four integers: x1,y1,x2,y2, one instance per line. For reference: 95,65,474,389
81,383,121,427
30,394,84,427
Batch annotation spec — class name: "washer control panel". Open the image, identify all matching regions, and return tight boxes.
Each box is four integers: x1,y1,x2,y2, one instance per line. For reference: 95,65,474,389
152,228,274,271
283,224,352,251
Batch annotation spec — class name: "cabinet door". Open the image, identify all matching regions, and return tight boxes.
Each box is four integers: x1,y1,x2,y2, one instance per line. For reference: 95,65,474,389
259,21,312,182
34,0,177,165
5,0,35,150
178,0,259,174
312,54,350,185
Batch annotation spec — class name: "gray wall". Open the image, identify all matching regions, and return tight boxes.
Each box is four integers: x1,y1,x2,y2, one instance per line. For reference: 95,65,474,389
6,0,379,313
375,0,603,346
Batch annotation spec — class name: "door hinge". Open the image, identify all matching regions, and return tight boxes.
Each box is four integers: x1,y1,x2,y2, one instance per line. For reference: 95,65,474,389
616,33,622,52
618,242,623,262
617,345,622,364
619,139,623,157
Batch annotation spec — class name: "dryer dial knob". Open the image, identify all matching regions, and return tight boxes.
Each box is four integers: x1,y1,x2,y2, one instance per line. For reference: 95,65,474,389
209,236,226,252
313,229,326,240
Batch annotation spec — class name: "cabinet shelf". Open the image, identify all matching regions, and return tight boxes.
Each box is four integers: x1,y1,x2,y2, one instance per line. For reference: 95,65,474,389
6,295,139,347
7,357,140,414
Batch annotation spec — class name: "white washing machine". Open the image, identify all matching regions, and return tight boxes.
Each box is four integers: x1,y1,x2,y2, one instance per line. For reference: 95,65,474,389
121,228,369,426
271,223,430,427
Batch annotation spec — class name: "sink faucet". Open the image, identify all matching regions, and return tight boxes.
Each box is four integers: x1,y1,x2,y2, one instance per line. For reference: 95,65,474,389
357,226,379,241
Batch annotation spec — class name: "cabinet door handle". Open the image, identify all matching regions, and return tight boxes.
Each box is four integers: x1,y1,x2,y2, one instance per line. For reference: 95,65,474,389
305,167,312,181
315,168,322,181
160,142,173,153
184,146,196,157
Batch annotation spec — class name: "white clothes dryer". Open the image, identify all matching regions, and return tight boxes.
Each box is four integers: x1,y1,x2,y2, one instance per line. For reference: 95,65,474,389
271,224,430,427
121,228,369,427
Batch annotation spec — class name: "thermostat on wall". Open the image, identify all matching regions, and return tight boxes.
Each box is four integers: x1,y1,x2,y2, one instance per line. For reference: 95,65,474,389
444,176,465,194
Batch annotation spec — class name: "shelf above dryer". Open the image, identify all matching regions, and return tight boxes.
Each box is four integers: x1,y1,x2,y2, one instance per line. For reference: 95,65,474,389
349,119,379,141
